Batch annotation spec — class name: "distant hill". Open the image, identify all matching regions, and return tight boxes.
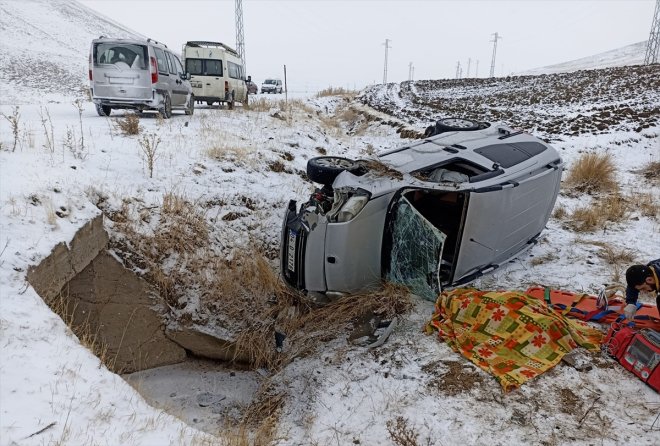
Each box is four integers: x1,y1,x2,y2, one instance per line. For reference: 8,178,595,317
0,0,142,102
519,41,647,75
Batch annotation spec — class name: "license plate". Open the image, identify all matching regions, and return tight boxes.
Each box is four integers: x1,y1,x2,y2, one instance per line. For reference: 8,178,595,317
287,230,297,272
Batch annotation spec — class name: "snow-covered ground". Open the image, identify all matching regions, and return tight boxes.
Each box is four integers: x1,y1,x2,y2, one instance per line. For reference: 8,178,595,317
1,2,659,446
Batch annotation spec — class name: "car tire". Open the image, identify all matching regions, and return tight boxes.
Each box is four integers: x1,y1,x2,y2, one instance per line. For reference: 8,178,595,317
185,95,195,116
95,104,111,117
159,94,172,119
307,156,360,185
435,117,481,132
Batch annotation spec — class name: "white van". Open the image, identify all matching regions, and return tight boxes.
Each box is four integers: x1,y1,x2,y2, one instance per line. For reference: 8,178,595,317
89,37,194,118
182,41,249,109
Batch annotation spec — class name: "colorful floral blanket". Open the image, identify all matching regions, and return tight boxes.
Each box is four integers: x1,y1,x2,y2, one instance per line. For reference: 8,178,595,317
425,288,603,391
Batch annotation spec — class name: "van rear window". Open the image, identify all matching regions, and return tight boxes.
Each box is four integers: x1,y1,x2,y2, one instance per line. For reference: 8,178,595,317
186,58,223,76
94,43,147,70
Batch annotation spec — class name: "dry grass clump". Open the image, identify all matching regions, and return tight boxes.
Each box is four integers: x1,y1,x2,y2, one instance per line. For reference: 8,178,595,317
638,160,660,184
317,86,356,97
552,204,568,219
566,193,630,232
245,97,272,112
576,239,636,282
386,416,422,446
633,192,660,219
564,152,617,194
116,113,141,135
205,142,255,165
45,291,111,369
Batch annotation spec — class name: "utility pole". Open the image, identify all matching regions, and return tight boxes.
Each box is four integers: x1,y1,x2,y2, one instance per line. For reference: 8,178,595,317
490,32,502,78
467,58,472,78
645,0,660,64
408,62,413,81
412,65,415,81
455,60,461,79
475,60,479,78
235,0,246,72
382,39,391,84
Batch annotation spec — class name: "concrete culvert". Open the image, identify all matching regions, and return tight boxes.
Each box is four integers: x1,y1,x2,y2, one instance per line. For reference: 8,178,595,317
25,215,265,436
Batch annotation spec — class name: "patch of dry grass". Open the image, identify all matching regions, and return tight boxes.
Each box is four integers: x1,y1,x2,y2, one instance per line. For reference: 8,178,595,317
566,193,630,232
638,160,660,184
205,141,255,166
635,192,660,219
564,152,617,195
552,204,568,219
317,86,356,97
116,113,141,135
576,239,636,282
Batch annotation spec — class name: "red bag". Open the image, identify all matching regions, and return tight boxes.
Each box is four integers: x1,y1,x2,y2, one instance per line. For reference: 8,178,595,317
605,323,660,392
603,322,636,360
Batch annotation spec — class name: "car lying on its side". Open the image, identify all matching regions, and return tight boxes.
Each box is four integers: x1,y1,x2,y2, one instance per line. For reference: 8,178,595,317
89,37,194,118
280,118,564,302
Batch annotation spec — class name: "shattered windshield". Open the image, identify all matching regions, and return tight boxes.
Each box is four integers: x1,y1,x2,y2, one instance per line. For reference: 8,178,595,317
386,195,446,301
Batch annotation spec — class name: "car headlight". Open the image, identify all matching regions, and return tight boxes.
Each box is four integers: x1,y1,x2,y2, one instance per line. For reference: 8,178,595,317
336,195,368,222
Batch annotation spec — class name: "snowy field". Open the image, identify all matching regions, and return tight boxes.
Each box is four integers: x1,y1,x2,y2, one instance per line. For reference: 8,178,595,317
1,1,659,445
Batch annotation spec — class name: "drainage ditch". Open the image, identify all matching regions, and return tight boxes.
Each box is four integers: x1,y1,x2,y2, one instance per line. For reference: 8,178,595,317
26,215,262,435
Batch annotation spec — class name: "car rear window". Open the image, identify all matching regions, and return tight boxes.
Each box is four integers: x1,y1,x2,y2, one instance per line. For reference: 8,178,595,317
94,43,147,70
186,58,223,76
474,142,547,168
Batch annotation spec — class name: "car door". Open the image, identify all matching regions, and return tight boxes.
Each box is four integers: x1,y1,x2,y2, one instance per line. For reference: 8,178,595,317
165,52,185,106
381,189,447,302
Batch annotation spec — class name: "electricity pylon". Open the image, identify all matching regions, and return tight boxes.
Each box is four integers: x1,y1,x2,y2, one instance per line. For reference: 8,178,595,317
645,0,660,64
383,39,391,84
235,0,246,72
490,32,502,77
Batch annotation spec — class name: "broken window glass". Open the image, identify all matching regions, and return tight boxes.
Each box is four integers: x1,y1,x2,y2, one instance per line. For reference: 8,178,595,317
386,196,446,302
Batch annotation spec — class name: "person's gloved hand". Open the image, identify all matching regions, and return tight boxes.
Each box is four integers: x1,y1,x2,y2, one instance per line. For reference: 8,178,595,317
624,303,637,320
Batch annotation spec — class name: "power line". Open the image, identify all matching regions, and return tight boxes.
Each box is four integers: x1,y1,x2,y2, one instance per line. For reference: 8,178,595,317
645,0,660,64
490,32,502,78
383,39,391,84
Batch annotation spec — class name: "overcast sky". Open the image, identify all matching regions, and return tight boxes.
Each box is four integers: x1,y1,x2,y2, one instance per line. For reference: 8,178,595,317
79,0,655,91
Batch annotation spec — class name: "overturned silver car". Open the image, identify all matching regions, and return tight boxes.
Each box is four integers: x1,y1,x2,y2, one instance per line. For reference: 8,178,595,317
280,118,563,302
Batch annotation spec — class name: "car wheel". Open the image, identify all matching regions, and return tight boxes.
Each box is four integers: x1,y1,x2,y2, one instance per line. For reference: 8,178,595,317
159,94,172,119
435,117,481,132
95,104,111,117
185,94,195,116
307,156,360,185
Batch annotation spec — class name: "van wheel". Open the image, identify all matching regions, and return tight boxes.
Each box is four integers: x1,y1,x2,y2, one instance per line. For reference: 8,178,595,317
185,95,195,116
159,95,172,119
95,104,111,117
307,156,360,185
435,118,481,132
